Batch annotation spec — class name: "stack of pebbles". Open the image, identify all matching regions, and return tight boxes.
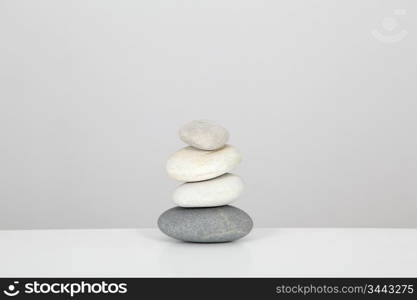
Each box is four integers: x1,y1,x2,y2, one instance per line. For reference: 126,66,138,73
158,120,253,243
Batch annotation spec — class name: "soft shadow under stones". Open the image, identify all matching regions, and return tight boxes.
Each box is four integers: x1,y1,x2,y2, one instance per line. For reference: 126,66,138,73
157,238,254,276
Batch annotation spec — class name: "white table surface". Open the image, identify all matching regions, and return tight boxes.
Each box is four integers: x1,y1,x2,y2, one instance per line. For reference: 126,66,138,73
0,228,416,277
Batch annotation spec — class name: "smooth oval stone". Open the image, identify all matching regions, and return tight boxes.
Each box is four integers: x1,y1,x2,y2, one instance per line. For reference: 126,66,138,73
179,120,229,150
158,206,253,243
166,145,241,182
173,173,244,207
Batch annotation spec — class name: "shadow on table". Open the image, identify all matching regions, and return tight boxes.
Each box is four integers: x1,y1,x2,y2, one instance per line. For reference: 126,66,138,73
138,227,276,243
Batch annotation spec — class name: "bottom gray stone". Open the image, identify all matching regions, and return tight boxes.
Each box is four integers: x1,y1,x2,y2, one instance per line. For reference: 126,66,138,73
157,205,253,243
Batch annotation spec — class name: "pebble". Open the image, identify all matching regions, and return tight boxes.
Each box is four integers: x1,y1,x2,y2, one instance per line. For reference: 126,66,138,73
166,145,241,182
173,173,244,207
157,205,253,242
179,120,229,150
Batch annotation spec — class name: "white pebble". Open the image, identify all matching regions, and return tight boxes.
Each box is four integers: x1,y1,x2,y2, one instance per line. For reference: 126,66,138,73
166,145,241,182
173,173,244,207
179,120,229,150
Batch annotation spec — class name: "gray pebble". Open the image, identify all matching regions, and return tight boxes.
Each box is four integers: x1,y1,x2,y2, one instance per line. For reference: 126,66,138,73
158,205,253,243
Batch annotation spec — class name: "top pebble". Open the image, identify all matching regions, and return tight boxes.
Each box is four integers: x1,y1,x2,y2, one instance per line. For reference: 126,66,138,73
179,120,229,151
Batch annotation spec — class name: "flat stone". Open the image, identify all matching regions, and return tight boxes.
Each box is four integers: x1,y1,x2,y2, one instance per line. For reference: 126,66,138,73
179,120,229,150
173,173,244,207
166,145,241,182
158,206,253,243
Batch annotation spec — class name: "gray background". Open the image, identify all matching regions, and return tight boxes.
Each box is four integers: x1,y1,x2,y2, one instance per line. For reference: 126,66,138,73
1,0,416,229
